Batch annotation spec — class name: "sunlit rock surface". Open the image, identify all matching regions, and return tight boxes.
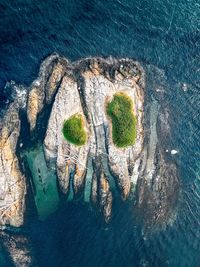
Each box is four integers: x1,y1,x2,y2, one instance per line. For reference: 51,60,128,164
0,101,26,227
44,74,90,195
43,56,145,220
27,55,67,131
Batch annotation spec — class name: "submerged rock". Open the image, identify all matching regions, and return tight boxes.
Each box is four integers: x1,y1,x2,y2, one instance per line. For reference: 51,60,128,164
0,231,37,267
135,82,179,229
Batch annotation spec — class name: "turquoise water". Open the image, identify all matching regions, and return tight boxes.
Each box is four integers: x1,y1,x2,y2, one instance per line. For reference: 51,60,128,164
24,145,59,221
0,1,200,266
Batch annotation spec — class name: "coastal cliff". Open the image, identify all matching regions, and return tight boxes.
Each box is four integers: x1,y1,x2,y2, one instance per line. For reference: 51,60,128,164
0,54,179,229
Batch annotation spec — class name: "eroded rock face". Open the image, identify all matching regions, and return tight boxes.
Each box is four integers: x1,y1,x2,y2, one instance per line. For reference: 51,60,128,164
0,102,26,227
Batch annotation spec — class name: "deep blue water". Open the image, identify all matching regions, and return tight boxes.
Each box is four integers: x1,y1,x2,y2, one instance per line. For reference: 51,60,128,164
0,0,200,266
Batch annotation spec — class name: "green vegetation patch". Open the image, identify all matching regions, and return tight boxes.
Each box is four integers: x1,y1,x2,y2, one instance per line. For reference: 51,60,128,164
62,114,87,146
106,92,137,148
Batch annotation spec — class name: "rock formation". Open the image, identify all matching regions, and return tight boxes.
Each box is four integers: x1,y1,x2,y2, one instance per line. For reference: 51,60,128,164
0,100,26,227
42,56,145,222
0,54,179,231
27,55,68,131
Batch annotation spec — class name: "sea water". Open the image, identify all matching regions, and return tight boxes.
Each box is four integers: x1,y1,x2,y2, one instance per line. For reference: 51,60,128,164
0,0,199,266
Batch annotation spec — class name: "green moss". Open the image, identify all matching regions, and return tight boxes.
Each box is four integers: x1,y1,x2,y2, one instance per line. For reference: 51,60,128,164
62,114,87,146
106,92,137,148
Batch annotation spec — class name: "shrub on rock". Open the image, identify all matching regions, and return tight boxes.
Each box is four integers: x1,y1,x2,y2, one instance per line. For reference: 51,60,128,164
107,92,137,148
62,114,87,146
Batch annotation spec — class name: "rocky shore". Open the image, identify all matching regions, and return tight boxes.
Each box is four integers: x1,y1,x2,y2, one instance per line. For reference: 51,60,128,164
0,54,179,230
0,100,26,227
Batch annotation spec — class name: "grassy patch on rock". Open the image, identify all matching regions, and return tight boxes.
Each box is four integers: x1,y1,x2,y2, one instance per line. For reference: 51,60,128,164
106,92,137,148
62,114,87,146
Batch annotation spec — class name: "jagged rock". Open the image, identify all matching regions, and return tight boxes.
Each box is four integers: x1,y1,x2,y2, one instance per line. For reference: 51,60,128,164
91,157,112,222
27,86,42,131
27,54,67,131
0,102,26,227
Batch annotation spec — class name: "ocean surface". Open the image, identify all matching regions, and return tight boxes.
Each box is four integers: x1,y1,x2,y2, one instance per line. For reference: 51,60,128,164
0,0,200,266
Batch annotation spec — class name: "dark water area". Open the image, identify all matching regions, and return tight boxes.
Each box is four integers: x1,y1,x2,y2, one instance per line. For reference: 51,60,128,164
0,0,200,266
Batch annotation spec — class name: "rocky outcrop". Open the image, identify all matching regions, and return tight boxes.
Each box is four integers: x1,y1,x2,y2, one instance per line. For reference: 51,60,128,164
43,74,90,195
27,54,67,131
43,57,145,220
80,58,144,200
0,54,179,228
91,156,112,222
0,101,26,227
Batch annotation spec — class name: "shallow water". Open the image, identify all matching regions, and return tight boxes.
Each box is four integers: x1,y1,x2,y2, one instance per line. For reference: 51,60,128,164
0,0,200,266
24,145,59,220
